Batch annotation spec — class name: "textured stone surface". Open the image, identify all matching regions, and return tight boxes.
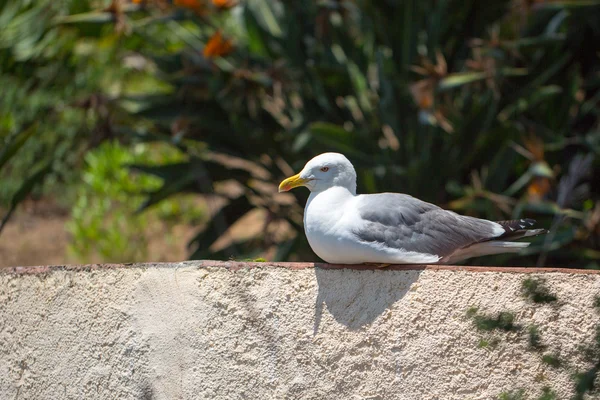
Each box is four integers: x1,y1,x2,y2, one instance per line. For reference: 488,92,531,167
1,261,599,399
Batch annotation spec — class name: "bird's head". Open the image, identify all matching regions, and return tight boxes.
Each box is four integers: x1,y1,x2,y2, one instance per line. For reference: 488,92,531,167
278,152,357,194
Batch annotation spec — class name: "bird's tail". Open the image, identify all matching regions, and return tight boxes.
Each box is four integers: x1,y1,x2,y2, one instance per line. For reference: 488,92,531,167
442,241,530,264
441,219,547,264
495,219,548,240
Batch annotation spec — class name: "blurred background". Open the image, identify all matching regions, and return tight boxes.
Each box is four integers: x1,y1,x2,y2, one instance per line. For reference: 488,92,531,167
1,0,599,268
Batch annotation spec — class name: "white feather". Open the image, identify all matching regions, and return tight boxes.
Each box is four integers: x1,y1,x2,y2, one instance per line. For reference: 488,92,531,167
441,241,530,264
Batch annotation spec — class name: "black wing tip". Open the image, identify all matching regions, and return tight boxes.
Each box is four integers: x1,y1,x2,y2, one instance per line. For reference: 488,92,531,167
496,218,539,234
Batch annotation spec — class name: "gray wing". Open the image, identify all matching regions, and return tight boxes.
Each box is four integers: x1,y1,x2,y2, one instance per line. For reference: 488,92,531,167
353,193,501,258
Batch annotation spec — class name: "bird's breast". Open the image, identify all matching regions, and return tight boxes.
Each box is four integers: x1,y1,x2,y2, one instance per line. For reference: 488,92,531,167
303,188,358,262
303,189,351,233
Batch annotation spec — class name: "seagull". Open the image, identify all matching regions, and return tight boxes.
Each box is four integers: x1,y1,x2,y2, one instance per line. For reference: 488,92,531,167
278,152,546,265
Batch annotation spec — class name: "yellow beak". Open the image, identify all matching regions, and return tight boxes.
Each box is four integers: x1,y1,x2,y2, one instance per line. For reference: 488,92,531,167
278,173,309,193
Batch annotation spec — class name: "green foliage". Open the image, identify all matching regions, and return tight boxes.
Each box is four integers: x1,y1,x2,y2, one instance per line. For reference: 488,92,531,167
66,140,204,262
478,337,500,349
499,386,557,400
472,297,600,397
528,325,545,350
2,3,600,398
467,307,521,332
0,0,167,232
74,0,598,264
499,389,525,400
573,366,599,400
536,387,557,400
466,306,479,318
2,1,600,265
573,325,600,399
521,278,558,304
541,354,562,368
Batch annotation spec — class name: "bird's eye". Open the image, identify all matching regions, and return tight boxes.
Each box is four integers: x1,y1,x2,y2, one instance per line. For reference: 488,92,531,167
320,167,329,172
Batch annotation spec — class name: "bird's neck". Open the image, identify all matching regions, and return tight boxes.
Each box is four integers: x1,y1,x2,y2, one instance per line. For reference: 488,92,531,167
304,186,355,234
306,186,355,209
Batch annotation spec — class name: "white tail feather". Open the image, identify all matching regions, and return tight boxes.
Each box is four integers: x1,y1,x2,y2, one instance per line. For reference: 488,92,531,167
441,241,530,264
518,229,546,238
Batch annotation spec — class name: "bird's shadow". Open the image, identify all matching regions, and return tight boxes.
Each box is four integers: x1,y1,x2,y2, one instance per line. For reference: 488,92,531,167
313,265,423,334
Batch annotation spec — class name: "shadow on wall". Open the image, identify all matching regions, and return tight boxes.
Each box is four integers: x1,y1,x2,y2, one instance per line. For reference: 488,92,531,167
313,267,422,333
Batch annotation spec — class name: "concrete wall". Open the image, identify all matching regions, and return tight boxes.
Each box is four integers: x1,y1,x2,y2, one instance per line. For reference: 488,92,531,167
1,261,599,400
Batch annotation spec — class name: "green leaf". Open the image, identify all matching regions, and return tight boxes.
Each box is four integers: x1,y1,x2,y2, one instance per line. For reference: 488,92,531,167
129,162,195,182
503,170,532,197
503,35,566,48
529,161,554,178
0,122,37,170
243,6,270,57
133,157,255,213
134,163,203,212
54,12,116,25
499,68,529,77
0,161,52,235
499,85,563,121
247,0,283,38
309,122,352,146
534,0,600,9
54,4,141,25
438,72,487,91
347,62,372,113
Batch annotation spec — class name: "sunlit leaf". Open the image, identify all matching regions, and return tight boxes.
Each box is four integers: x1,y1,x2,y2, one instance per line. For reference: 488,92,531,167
438,72,487,91
54,7,138,25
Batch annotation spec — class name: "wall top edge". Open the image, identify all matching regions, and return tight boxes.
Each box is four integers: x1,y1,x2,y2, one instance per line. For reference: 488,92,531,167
1,260,599,275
